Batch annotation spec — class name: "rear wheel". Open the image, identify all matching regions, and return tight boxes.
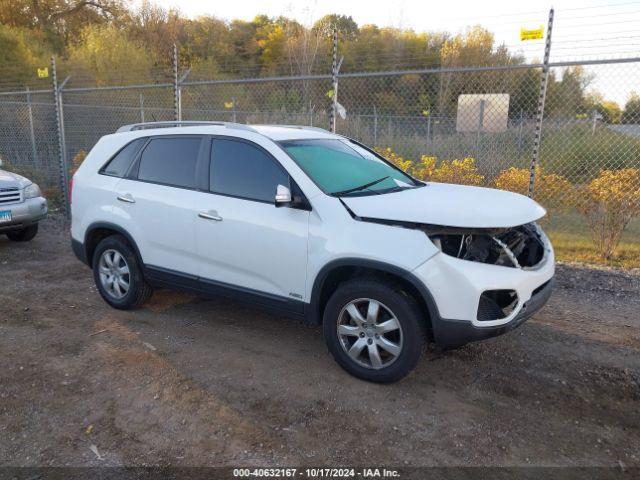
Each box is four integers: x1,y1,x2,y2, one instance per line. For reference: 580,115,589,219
6,224,38,242
92,235,152,309
323,278,427,383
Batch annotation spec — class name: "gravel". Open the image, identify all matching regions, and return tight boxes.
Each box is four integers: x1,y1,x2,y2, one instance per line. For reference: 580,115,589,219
1,216,639,467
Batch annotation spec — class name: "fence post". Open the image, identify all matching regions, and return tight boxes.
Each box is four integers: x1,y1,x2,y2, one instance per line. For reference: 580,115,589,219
51,56,70,218
329,25,338,133
476,99,485,162
172,43,180,121
528,8,554,198
232,96,237,122
139,93,145,123
517,109,524,157
178,68,192,121
373,105,378,146
25,87,38,165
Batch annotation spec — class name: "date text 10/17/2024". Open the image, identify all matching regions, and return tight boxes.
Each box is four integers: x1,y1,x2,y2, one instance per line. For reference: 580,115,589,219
233,468,401,478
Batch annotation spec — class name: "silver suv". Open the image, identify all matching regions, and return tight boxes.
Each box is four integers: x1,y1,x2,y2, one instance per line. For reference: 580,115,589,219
0,166,48,242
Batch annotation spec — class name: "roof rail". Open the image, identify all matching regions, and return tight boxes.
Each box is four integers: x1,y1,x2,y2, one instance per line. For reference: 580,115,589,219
115,121,257,133
254,124,330,133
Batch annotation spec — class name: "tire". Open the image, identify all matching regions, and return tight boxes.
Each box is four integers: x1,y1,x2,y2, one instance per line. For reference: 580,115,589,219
92,235,152,310
323,278,427,383
6,224,38,242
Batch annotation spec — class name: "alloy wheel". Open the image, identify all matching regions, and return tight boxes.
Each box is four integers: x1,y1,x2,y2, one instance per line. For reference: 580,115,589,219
337,298,403,369
98,249,130,299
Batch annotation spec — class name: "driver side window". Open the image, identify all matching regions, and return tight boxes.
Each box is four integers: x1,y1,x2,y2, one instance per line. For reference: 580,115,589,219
209,138,289,203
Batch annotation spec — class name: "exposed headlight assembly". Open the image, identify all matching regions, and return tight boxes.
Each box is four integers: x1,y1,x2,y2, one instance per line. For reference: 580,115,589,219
428,223,546,269
24,183,42,199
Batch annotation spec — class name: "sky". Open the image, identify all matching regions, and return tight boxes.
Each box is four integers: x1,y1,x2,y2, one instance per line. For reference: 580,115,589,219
133,0,640,105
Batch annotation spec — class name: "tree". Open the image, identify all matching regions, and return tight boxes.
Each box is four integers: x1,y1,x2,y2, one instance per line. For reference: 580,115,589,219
438,26,500,114
312,14,358,39
622,92,640,124
600,101,622,124
126,0,187,68
0,0,125,51
0,0,123,27
254,16,288,74
545,66,594,118
0,24,49,83
585,92,623,124
283,17,328,110
66,24,153,85
182,15,233,78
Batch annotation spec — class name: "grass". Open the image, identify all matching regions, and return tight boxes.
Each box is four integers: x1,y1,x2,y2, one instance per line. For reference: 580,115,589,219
540,123,640,181
545,212,640,270
548,231,640,270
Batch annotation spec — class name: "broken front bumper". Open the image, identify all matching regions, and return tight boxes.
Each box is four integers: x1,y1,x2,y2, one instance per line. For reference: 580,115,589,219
412,232,555,348
431,277,553,348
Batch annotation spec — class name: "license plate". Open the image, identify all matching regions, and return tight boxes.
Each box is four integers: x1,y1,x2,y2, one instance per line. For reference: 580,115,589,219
0,210,11,223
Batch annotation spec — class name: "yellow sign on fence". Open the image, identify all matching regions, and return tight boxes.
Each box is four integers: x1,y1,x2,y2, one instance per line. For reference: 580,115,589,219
37,67,49,78
520,26,544,41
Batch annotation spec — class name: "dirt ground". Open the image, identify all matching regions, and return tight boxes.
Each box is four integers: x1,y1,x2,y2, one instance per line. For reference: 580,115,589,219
1,215,639,468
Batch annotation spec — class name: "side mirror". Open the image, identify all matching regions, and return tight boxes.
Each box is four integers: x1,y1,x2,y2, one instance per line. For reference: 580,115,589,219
275,184,292,206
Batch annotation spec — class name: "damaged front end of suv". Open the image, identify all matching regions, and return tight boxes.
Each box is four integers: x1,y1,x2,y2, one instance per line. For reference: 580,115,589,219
338,180,555,346
426,222,547,270
424,222,550,323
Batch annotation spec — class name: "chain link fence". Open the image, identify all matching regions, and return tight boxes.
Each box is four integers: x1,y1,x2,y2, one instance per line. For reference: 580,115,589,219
0,57,639,264
0,89,59,196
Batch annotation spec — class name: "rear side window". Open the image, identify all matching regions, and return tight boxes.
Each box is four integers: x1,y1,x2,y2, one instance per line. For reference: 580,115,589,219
101,138,145,177
210,139,288,202
137,137,201,189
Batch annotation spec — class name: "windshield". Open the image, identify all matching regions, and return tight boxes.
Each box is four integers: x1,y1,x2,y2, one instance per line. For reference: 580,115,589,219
279,139,420,196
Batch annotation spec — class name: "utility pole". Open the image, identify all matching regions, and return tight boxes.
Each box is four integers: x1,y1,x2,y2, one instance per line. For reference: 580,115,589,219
528,8,554,198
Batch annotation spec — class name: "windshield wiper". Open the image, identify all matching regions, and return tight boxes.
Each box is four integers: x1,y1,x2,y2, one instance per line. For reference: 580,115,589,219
383,182,423,193
331,176,390,196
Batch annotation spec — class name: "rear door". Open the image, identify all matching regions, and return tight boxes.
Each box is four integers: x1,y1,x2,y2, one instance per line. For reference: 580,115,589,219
193,137,310,304
114,135,205,276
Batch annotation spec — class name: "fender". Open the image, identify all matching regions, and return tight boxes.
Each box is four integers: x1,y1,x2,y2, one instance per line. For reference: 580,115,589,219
81,221,144,267
307,257,442,326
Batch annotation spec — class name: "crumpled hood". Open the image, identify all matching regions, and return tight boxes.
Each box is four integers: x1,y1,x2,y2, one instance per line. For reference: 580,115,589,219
341,182,546,229
0,169,31,189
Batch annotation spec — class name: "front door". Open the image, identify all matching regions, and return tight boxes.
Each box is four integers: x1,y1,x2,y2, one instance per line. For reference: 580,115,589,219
194,137,309,305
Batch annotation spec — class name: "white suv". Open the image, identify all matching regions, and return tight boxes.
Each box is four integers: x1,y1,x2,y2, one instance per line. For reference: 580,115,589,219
71,122,554,383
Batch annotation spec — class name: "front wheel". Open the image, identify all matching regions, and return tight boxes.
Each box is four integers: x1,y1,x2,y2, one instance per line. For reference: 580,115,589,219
323,278,427,383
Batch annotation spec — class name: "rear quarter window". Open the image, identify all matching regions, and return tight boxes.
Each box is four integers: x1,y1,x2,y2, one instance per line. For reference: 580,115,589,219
100,138,146,177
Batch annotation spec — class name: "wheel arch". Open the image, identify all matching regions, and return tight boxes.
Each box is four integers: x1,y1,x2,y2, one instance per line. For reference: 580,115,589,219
308,258,441,335
83,222,143,268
